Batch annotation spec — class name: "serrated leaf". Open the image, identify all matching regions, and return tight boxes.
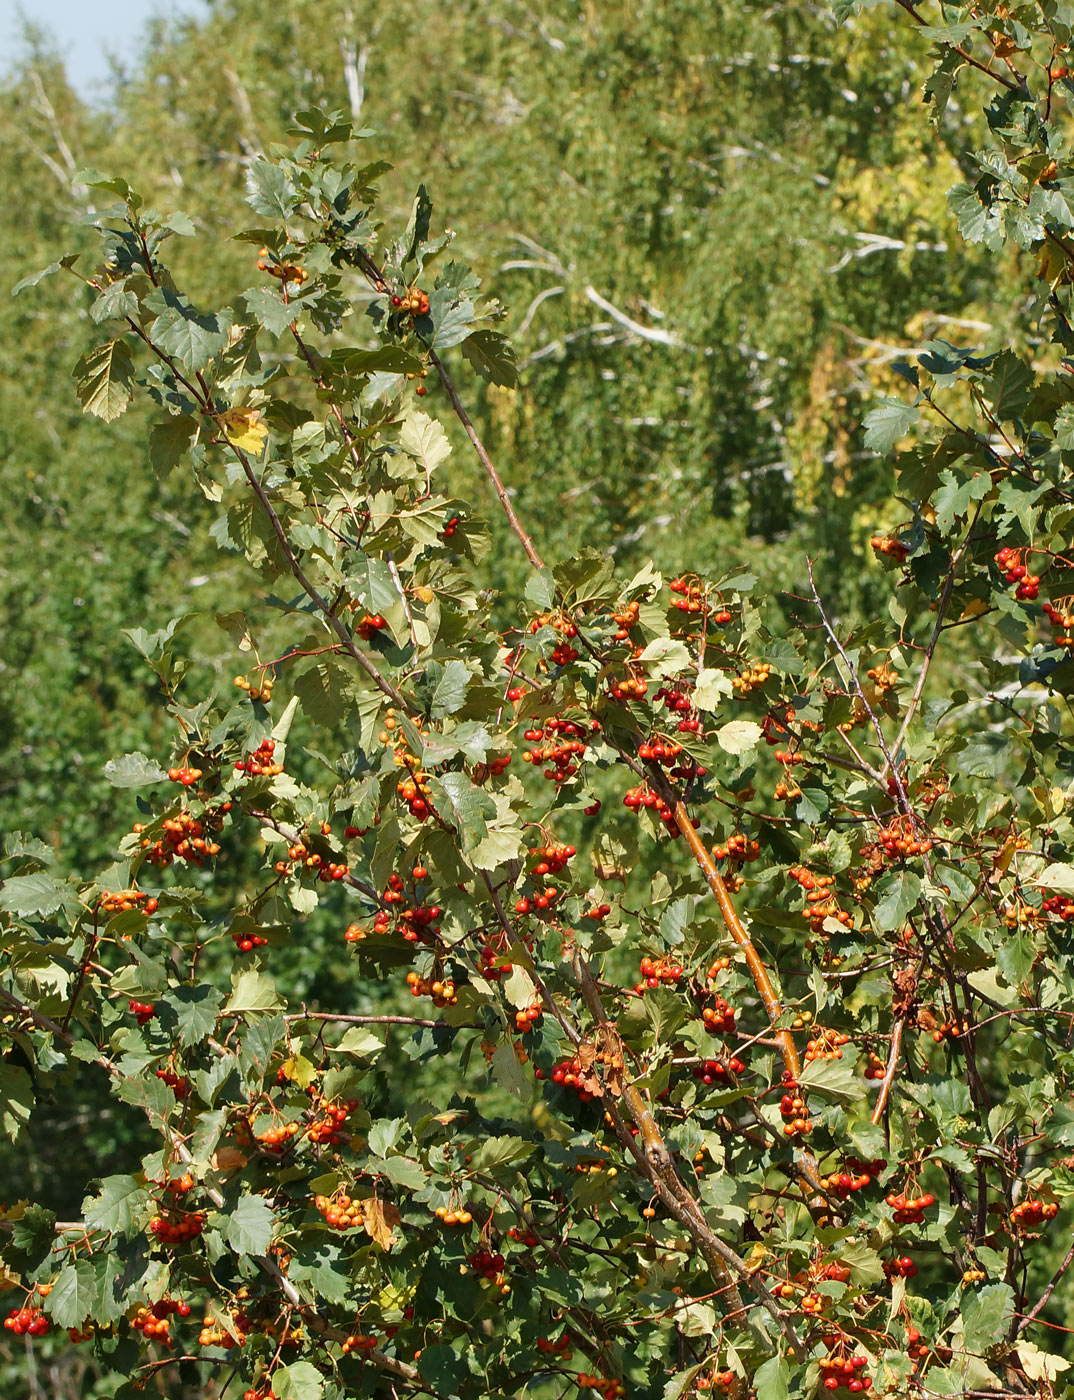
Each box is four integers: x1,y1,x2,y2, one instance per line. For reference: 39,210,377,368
83,1176,147,1235
470,1134,536,1170
492,1047,532,1097
273,1361,325,1400
44,1260,98,1328
225,1193,274,1256
333,1027,384,1058
639,637,691,679
716,720,763,755
872,871,922,932
428,771,494,852
161,984,224,1048
985,350,1034,420
225,969,283,1013
0,1064,33,1143
962,1282,1013,1352
503,965,537,1009
246,159,297,217
0,872,68,917
754,1355,789,1400
294,660,358,726
74,338,135,421
149,294,230,372
798,1054,863,1104
149,414,198,474
241,285,296,336
1038,862,1074,895
103,751,168,788
347,555,399,616
694,668,732,710
399,410,452,473
428,660,470,718
864,397,919,454
462,328,518,387
1017,1342,1071,1382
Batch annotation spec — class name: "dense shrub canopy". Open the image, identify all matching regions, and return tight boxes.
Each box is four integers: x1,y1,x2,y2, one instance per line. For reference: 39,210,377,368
4,6,1074,1400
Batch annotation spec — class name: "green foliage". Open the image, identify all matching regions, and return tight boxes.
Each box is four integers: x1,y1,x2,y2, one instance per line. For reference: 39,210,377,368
7,5,1074,1400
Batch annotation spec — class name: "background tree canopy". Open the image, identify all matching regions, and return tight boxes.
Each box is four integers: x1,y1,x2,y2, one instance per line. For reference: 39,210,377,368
1,0,1013,868
5,4,1074,1399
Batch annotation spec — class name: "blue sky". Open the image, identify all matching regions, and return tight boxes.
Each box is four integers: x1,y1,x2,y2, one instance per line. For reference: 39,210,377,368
3,0,207,97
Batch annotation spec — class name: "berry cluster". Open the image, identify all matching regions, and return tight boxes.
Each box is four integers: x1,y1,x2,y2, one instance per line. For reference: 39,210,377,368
136,807,226,868
150,1209,205,1244
866,661,898,694
307,1096,359,1146
342,1331,379,1354
695,1370,735,1392
4,1305,49,1337
467,1248,509,1292
877,817,933,860
129,998,156,1026
167,764,203,786
234,672,274,703
132,1298,191,1342
232,927,270,953
995,547,1040,600
155,1067,190,1100
623,784,678,836
930,1018,969,1043
1010,1198,1058,1228
863,1051,886,1081
391,287,430,316
637,737,685,765
699,997,736,1034
537,1056,599,1102
355,612,388,641
611,600,639,638
669,575,707,613
655,683,702,733
609,674,648,702
435,1205,473,1226
818,1355,872,1392
235,739,283,778
804,1028,850,1063
406,972,458,1007
314,1193,362,1230
577,1375,625,1399
442,514,460,540
635,955,683,991
257,1120,299,1153
1043,597,1074,647
731,661,771,696
885,1189,935,1224
883,1254,918,1279
537,1333,573,1360
584,901,612,920
779,1081,812,1137
870,535,910,563
712,833,760,867
99,888,159,915
198,1307,252,1348
473,754,512,783
514,1000,543,1032
691,1056,746,1084
522,720,589,786
257,247,308,284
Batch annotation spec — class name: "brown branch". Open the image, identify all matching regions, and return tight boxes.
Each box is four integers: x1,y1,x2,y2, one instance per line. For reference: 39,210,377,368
429,349,546,569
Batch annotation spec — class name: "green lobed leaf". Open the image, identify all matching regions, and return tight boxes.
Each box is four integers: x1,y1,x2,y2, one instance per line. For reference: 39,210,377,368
225,1193,275,1256
73,337,135,421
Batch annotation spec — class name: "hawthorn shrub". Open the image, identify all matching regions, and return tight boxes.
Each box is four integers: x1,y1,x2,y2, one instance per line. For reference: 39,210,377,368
6,7,1074,1399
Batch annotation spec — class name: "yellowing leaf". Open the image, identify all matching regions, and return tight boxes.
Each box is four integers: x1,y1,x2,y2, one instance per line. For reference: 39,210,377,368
361,1197,400,1250
217,407,269,456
